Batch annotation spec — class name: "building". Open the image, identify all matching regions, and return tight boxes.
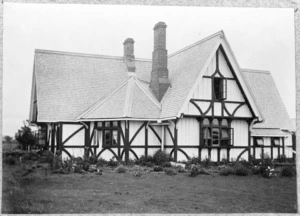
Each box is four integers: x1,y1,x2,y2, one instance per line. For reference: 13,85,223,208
29,22,295,162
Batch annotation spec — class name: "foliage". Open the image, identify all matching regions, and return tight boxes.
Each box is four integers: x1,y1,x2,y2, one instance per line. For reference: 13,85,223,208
163,162,172,168
108,158,118,167
219,166,235,176
234,163,250,176
186,157,201,166
15,121,36,150
87,155,98,165
115,165,127,173
277,154,287,163
152,150,171,166
4,156,17,165
252,166,262,175
96,158,108,167
201,157,211,167
135,155,154,166
175,165,188,173
164,167,177,176
39,150,55,163
23,152,39,161
3,135,14,143
153,166,163,172
281,166,295,177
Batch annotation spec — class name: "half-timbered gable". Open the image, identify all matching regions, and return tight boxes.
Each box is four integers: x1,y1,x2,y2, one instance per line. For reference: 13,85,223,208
29,21,295,163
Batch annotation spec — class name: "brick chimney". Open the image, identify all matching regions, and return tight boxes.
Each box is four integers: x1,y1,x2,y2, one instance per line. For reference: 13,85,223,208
150,22,170,101
123,38,135,72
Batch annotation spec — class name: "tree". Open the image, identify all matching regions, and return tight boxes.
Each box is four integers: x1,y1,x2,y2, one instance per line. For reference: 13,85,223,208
15,121,35,150
3,135,13,143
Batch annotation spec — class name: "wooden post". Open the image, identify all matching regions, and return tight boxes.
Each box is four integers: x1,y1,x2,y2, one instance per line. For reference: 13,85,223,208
117,121,121,161
125,121,130,164
282,137,285,156
161,126,165,152
58,123,63,155
84,123,90,158
174,121,178,162
145,123,148,157
51,124,55,153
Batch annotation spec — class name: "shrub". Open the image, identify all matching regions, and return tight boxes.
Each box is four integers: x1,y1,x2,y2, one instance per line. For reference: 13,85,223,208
96,158,108,167
4,156,17,165
163,162,172,168
281,166,295,177
186,157,201,166
277,154,287,163
201,157,211,167
135,155,153,166
88,155,98,165
190,165,199,177
153,166,163,172
153,150,171,166
219,166,235,176
198,167,210,175
39,150,54,163
164,167,177,175
23,152,39,161
108,158,118,167
252,166,262,175
234,163,250,176
115,165,127,173
51,155,62,170
176,166,187,173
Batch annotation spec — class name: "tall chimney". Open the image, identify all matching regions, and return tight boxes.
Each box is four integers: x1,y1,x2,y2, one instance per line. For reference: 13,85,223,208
150,22,170,101
123,38,135,72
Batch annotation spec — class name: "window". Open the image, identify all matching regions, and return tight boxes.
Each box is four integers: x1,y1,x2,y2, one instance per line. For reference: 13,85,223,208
271,137,280,147
202,118,233,147
99,121,119,148
213,77,227,100
254,137,264,147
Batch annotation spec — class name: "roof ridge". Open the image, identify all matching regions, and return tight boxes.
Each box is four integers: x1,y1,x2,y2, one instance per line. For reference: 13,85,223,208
134,77,161,109
241,68,270,74
168,30,223,58
35,49,151,62
77,77,130,119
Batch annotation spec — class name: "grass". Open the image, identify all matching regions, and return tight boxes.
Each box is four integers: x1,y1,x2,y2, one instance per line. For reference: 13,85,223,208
2,158,297,214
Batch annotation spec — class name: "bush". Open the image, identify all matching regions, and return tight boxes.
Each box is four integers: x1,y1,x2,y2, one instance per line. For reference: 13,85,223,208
190,165,199,177
135,155,153,166
115,165,127,173
108,158,118,167
201,157,211,167
153,150,171,166
96,158,108,167
176,166,187,173
219,166,235,176
39,150,54,163
51,155,63,170
23,152,39,161
163,162,172,168
153,166,163,172
186,157,201,166
234,163,250,176
277,154,287,163
281,166,295,177
252,166,262,175
4,156,17,165
164,167,177,175
87,155,98,165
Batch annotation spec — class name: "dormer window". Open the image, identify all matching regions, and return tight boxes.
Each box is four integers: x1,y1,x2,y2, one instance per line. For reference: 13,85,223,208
213,77,227,100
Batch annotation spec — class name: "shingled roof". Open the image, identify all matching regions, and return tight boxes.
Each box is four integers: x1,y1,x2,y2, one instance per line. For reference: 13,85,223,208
31,30,291,132
242,69,293,131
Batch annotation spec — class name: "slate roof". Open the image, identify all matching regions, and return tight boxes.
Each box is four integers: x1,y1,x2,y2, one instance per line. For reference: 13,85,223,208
242,69,293,131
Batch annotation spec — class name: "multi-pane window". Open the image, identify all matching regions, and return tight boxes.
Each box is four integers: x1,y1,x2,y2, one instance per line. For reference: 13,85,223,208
97,121,119,148
213,77,227,100
202,118,233,147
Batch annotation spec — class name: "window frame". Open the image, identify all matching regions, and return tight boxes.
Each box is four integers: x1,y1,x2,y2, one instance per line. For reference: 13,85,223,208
213,77,227,101
254,137,264,147
96,121,120,148
202,118,233,147
271,137,280,147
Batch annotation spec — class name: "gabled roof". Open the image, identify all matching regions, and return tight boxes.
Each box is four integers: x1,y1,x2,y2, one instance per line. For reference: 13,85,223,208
77,75,161,120
32,31,290,130
242,69,293,130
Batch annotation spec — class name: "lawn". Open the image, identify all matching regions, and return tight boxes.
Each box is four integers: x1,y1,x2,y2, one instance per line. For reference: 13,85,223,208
2,160,297,214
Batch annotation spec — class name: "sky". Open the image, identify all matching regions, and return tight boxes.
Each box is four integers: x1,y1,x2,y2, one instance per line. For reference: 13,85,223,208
3,3,296,137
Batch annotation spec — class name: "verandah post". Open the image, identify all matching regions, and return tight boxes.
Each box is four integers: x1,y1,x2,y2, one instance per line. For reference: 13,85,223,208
84,123,90,158
174,120,178,162
125,121,130,164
